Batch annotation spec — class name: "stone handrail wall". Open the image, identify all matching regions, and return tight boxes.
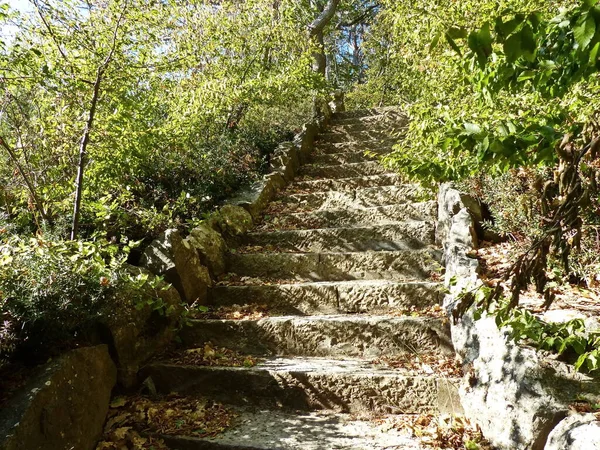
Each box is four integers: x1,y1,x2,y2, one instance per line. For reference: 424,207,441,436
439,183,600,450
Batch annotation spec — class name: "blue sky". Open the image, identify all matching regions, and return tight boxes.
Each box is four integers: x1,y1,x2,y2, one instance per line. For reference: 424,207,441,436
6,0,32,13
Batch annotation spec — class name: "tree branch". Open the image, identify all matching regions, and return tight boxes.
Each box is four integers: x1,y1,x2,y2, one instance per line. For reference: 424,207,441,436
0,135,47,222
308,0,340,37
71,2,127,240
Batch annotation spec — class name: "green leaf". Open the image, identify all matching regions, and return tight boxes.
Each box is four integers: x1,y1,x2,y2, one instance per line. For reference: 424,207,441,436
517,70,536,82
430,31,442,53
496,16,524,38
447,26,468,40
574,13,596,50
445,33,462,55
504,32,522,63
520,24,537,62
590,41,600,63
468,23,493,67
463,122,482,135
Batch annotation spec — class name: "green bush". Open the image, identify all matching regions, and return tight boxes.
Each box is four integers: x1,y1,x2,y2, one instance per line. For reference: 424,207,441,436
0,234,159,363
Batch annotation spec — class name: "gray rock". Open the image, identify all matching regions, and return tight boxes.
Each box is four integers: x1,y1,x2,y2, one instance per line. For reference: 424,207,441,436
209,204,253,238
267,203,436,229
545,414,600,450
227,249,442,282
164,409,426,450
294,121,319,162
104,267,183,387
230,173,286,221
0,346,116,450
140,229,212,304
270,142,300,183
300,161,388,179
187,223,227,277
439,183,600,449
292,173,405,191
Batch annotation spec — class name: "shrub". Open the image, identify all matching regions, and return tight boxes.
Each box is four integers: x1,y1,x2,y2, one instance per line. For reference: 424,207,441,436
0,233,162,363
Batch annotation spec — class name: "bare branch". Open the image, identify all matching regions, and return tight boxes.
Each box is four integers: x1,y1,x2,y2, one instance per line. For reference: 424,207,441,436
0,134,47,222
308,0,340,37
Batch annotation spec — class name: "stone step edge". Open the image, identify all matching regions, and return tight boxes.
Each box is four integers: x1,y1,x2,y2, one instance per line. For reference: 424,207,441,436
212,279,442,290
140,361,461,416
263,202,436,219
246,221,435,237
290,182,422,196
289,177,418,190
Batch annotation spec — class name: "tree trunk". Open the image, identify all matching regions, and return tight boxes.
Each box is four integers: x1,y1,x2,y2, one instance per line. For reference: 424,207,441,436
308,0,340,77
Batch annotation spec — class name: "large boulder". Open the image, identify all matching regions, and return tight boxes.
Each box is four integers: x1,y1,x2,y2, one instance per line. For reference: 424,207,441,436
103,268,183,387
441,183,600,449
545,414,600,450
0,345,116,450
140,229,212,304
187,224,227,277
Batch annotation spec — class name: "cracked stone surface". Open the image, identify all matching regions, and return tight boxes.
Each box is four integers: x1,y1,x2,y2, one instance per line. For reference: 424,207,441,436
163,409,427,450
244,222,436,252
181,315,453,358
210,280,444,314
142,357,461,415
227,249,443,282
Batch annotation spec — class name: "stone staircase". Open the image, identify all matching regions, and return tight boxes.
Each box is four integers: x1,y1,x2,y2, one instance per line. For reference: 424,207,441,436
141,107,461,449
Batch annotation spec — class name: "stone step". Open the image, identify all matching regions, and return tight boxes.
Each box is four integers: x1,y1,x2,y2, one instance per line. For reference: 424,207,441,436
227,249,443,282
161,409,427,450
314,139,396,155
260,203,437,229
332,107,402,121
180,315,452,358
291,174,406,191
300,161,389,179
243,222,436,252
280,186,427,211
328,119,407,133
142,357,460,416
311,151,380,165
210,280,443,314
317,131,399,144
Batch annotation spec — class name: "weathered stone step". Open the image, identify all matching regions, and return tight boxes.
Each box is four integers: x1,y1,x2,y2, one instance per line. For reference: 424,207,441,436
332,107,401,121
180,315,452,358
243,222,436,252
291,174,406,191
314,139,396,155
262,203,437,229
142,357,460,416
161,409,427,450
328,119,407,133
227,249,443,282
300,161,389,179
281,186,427,211
311,151,381,165
318,130,399,144
210,280,443,314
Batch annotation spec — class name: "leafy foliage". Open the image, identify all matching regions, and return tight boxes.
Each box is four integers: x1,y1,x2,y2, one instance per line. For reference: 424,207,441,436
495,303,600,373
0,0,324,240
0,232,165,362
